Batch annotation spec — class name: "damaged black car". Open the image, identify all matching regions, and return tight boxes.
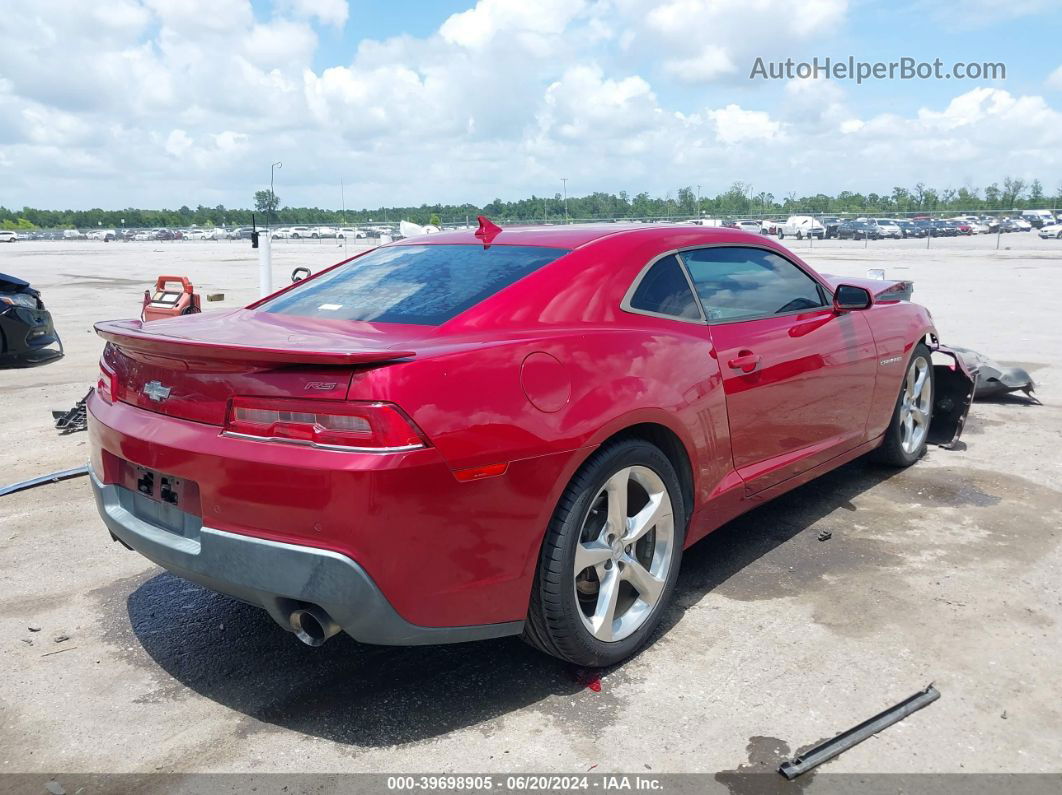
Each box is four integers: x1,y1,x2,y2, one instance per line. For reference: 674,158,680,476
0,272,63,365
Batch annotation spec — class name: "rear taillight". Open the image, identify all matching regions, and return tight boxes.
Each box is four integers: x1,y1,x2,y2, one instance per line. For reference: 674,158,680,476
97,359,118,404
224,397,428,452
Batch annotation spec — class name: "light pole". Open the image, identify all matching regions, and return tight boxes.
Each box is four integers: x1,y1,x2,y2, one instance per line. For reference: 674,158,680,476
561,178,568,223
270,161,282,226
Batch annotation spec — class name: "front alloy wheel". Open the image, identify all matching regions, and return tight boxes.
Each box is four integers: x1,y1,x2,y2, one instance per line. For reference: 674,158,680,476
874,342,935,467
899,354,932,456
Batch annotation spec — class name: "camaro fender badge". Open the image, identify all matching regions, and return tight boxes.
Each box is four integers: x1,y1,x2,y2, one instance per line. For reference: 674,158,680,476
879,355,903,366
305,382,338,391
143,380,172,402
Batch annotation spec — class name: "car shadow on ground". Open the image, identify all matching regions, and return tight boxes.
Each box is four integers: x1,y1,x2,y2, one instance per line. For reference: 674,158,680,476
125,458,901,747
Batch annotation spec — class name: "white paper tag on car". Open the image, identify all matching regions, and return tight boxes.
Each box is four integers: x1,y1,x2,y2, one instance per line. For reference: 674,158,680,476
318,303,342,311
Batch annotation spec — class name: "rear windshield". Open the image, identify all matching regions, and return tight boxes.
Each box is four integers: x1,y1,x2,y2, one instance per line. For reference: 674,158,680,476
260,244,569,325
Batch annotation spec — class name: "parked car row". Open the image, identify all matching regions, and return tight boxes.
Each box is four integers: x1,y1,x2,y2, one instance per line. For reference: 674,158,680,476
269,226,369,240
9,225,381,242
755,212,1058,240
5,211,1060,243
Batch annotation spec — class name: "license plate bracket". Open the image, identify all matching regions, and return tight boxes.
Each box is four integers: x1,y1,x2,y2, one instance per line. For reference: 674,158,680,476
133,465,187,507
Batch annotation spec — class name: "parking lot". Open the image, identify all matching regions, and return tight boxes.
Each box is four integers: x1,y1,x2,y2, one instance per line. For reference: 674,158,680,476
1,235,1060,781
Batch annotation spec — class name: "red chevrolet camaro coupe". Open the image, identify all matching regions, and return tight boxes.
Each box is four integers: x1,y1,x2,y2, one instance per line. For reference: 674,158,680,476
88,220,971,667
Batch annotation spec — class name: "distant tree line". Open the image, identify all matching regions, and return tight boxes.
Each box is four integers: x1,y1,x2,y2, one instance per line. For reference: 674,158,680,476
3,176,1059,230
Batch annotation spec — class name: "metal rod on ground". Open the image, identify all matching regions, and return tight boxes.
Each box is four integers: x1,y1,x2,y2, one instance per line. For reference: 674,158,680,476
0,466,90,498
258,228,272,297
778,684,940,780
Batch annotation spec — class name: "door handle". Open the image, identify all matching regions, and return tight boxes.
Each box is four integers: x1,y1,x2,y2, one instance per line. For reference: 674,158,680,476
727,350,761,373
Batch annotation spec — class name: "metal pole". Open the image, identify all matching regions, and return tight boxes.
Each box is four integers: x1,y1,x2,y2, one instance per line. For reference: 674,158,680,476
561,178,568,223
258,228,272,297
270,161,282,225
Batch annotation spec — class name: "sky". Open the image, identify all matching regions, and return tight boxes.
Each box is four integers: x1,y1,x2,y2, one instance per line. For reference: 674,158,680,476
1,0,1060,211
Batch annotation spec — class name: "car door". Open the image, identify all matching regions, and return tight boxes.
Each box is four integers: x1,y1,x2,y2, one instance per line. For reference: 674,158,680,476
679,245,878,493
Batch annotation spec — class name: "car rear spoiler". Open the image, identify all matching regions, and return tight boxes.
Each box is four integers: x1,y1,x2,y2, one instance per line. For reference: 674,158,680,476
94,319,416,367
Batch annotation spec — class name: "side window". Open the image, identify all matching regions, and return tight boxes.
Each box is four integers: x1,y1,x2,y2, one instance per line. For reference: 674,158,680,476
627,254,701,320
681,247,826,323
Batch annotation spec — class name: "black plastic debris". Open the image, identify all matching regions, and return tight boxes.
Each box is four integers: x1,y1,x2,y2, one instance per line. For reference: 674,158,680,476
817,530,832,542
778,684,940,779
950,347,1039,403
52,388,93,434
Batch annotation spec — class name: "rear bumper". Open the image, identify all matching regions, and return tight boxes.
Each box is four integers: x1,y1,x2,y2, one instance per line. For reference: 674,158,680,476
91,473,523,645
88,390,578,633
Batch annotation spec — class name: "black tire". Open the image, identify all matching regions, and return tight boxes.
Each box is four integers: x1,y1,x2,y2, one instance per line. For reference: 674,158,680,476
873,342,934,467
778,231,784,240
522,438,687,667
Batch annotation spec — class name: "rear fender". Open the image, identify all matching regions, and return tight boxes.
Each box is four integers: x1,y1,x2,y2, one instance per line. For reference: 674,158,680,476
928,344,974,449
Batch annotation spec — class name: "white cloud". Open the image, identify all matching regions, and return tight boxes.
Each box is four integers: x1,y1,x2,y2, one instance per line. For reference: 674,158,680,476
707,105,784,144
662,48,737,83
143,0,253,34
1047,65,1062,91
0,0,1059,211
165,129,194,157
440,0,586,51
285,0,348,28
632,0,847,85
538,66,659,141
244,20,318,68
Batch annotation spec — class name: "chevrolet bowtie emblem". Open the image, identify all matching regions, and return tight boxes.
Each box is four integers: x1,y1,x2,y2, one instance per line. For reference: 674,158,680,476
143,381,172,402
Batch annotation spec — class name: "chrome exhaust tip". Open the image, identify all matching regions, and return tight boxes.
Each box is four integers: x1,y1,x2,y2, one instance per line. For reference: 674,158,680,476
290,606,341,647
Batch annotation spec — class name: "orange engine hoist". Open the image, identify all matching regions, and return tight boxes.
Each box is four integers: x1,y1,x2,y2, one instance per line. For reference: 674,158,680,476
141,276,201,322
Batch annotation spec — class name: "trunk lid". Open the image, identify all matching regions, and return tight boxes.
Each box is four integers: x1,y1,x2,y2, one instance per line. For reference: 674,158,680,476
97,309,423,426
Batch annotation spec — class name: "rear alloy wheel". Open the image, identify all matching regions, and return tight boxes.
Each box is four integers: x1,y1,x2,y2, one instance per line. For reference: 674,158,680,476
523,439,685,666
873,343,934,466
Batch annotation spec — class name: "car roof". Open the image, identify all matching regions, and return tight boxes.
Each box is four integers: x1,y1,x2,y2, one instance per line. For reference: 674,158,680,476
391,223,768,249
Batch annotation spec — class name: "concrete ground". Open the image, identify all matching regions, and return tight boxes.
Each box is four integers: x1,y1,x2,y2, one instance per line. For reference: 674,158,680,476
0,235,1060,781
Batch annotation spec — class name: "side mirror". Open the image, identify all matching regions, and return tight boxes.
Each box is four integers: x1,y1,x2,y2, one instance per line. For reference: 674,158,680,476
833,284,872,312
291,267,311,283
